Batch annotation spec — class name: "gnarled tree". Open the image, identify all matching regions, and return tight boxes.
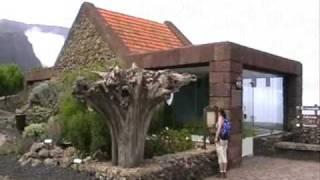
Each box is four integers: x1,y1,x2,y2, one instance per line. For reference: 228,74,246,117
73,64,196,167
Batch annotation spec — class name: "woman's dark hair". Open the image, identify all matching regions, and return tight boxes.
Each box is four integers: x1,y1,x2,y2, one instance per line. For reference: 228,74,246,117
219,108,227,119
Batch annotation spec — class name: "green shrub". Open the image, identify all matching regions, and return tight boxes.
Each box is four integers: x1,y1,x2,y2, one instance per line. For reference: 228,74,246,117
55,61,121,95
89,116,111,157
58,95,111,157
0,64,24,97
53,62,122,158
47,116,63,144
145,128,193,158
183,118,207,135
22,123,47,140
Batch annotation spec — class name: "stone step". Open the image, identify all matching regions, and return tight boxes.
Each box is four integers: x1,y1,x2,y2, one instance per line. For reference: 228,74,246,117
275,141,320,152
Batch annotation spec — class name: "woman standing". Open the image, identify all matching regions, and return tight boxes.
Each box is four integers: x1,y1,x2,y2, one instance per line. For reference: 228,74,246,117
215,108,231,178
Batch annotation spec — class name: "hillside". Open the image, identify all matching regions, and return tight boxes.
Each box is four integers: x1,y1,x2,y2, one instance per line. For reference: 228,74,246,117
0,19,68,71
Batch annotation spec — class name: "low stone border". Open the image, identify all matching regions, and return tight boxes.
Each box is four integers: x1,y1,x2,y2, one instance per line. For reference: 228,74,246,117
18,142,218,180
77,145,218,180
275,141,320,152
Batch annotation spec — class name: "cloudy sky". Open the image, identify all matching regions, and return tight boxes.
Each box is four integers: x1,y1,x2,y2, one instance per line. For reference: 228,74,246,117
0,0,319,105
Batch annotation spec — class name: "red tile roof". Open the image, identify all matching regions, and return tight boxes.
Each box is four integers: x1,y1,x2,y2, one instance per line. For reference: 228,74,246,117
97,8,186,54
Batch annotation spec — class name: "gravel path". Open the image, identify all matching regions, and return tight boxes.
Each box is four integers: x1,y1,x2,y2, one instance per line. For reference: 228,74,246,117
0,133,5,146
0,155,95,180
0,129,96,180
205,156,320,180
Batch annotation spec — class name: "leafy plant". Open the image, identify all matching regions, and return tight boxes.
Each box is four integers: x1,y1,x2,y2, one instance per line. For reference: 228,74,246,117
89,115,111,156
183,118,207,135
0,64,24,100
145,128,193,158
53,62,122,157
56,61,121,94
58,95,111,157
47,116,63,144
22,123,47,140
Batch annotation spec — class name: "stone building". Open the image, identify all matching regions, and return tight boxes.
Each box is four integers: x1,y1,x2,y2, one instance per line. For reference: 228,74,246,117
38,2,302,166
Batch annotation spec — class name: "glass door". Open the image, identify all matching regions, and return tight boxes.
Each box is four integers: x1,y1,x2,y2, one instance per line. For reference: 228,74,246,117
243,79,255,129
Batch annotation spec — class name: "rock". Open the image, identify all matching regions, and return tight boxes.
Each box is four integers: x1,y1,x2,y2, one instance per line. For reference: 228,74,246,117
44,158,57,166
50,146,64,158
61,157,73,167
83,156,92,163
20,158,32,166
24,151,32,158
0,175,10,180
31,159,42,167
18,155,27,164
71,164,79,170
30,151,39,158
30,142,44,153
64,147,76,158
38,148,49,158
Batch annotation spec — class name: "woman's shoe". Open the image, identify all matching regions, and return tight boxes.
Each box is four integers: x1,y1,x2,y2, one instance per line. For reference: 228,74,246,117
222,172,227,178
216,172,223,178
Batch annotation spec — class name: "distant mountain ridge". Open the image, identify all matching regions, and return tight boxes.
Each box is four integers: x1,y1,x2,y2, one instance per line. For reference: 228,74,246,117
0,19,68,38
0,19,69,71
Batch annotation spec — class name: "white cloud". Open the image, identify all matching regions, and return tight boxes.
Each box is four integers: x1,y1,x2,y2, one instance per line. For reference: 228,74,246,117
25,27,65,67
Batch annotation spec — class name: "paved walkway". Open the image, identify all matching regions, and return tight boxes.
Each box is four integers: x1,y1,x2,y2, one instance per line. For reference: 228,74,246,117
205,156,320,180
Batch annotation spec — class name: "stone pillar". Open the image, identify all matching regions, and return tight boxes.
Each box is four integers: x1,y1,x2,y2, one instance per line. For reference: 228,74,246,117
209,59,243,167
285,75,303,130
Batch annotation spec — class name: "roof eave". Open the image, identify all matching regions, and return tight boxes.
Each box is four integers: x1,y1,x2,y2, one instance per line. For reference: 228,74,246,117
164,21,192,46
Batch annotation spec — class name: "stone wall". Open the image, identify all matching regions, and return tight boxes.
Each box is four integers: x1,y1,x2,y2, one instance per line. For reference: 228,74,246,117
295,106,320,144
54,14,117,72
297,127,320,144
254,133,289,155
81,146,218,180
255,133,320,162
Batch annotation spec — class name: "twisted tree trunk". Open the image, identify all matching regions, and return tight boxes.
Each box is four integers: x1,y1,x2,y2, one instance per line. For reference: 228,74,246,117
73,64,196,167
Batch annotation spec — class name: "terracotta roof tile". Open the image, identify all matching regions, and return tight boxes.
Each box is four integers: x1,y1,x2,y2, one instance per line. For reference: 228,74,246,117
97,8,186,54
